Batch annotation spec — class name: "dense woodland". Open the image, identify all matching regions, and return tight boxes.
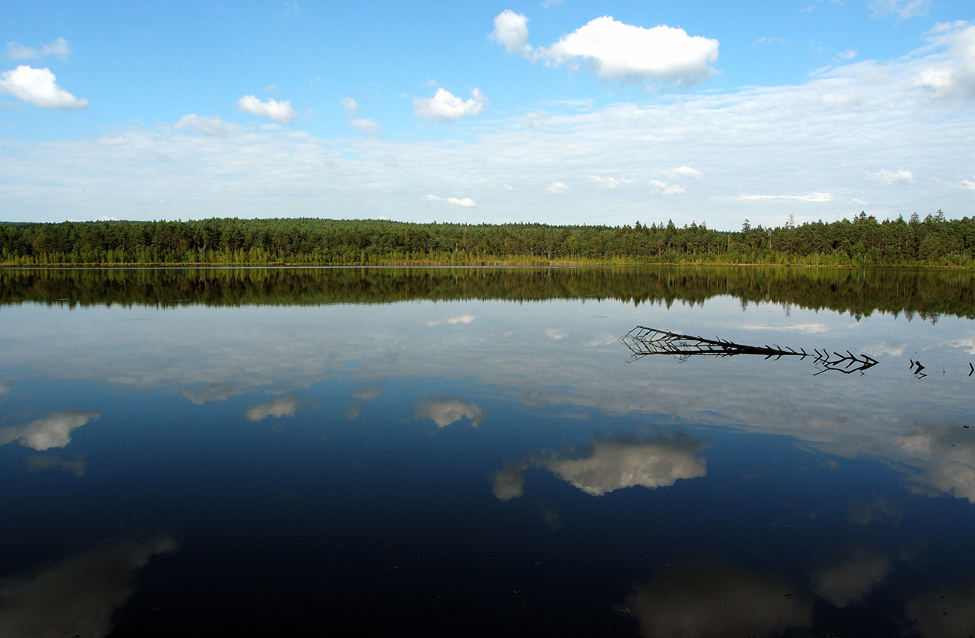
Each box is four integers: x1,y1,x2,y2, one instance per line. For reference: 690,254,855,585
2,265,972,320
1,212,974,266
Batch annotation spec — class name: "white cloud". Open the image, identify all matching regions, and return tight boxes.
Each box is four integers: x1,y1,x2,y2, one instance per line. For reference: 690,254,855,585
870,0,931,20
341,97,381,133
175,114,234,137
664,165,703,180
546,181,569,194
649,179,685,195
245,395,299,421
0,410,99,451
751,36,785,47
739,192,833,202
0,536,176,638
491,10,531,57
536,16,719,85
869,168,914,184
538,433,707,496
423,194,477,208
0,65,87,109
414,398,485,428
6,37,70,61
960,177,975,190
413,87,486,121
836,49,859,61
585,175,632,189
913,22,975,99
349,117,380,133
237,94,297,124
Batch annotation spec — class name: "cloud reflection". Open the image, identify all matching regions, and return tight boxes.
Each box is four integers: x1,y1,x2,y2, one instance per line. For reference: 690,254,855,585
494,432,707,499
538,432,706,496
626,562,812,638
812,551,892,608
25,454,87,477
414,398,485,429
0,411,99,451
0,535,176,638
906,582,975,638
491,461,528,501
897,426,975,503
245,395,300,422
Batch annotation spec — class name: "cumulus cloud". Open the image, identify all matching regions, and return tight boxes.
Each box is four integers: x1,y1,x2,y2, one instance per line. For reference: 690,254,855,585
812,552,892,607
0,65,87,109
175,114,234,137
870,0,931,20
537,432,707,496
0,535,176,638
0,410,99,451
739,192,833,202
6,37,70,61
414,398,485,429
237,94,297,124
414,87,486,121
341,97,381,133
913,21,975,99
245,395,300,421
546,181,569,194
536,16,719,85
626,562,812,638
423,194,477,208
870,168,914,184
649,179,685,195
491,10,531,57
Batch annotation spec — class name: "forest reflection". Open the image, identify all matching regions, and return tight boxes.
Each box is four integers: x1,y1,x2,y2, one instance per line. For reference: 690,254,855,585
1,266,973,319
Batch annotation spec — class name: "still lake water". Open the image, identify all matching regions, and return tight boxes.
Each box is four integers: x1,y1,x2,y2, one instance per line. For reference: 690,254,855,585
1,266,973,637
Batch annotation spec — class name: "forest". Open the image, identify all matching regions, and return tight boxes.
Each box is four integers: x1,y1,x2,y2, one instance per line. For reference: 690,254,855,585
0,211,973,267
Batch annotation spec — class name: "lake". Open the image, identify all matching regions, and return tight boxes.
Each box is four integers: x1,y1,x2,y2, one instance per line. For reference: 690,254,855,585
1,266,974,637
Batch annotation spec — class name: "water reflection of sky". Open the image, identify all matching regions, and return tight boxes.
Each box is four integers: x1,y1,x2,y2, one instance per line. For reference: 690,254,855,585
1,293,974,635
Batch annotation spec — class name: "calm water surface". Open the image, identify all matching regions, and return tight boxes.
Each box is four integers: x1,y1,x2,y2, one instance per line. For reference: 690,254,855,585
1,267,973,637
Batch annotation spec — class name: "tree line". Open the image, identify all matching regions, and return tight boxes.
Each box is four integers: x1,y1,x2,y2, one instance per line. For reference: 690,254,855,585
0,211,973,266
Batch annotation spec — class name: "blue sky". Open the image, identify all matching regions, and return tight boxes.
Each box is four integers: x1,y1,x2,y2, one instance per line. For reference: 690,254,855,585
1,0,973,229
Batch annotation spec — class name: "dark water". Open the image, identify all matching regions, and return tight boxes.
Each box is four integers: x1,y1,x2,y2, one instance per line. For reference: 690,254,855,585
1,267,973,637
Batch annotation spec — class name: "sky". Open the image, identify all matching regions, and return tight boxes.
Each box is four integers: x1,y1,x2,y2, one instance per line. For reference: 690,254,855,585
1,0,973,230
